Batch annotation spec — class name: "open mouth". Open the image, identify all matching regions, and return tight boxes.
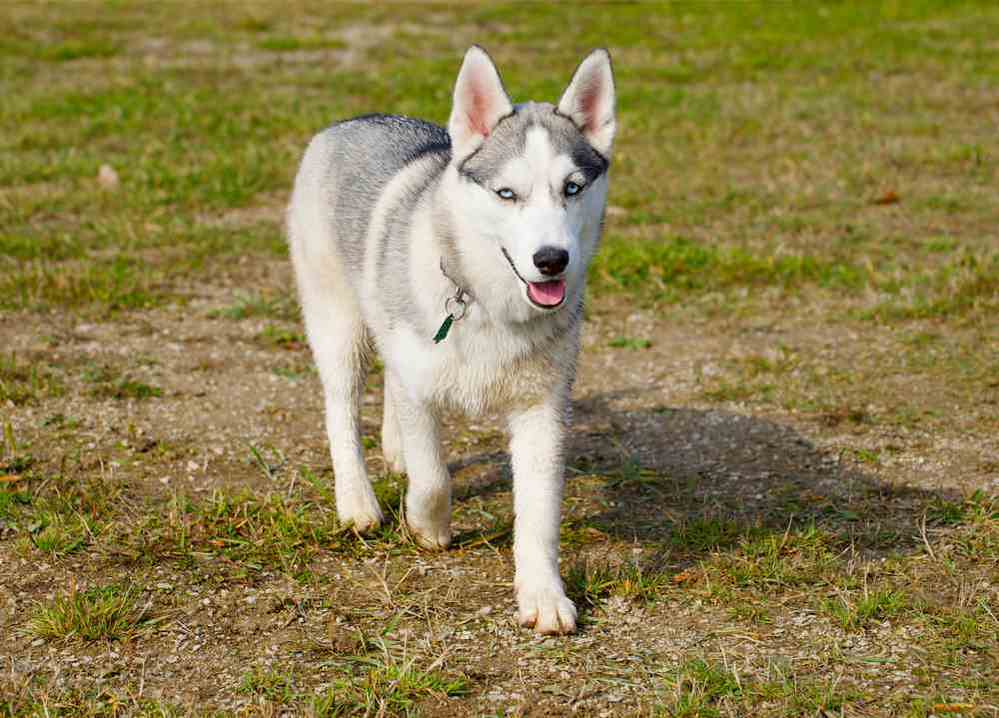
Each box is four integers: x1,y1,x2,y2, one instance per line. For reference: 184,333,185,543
501,248,567,309
526,279,567,307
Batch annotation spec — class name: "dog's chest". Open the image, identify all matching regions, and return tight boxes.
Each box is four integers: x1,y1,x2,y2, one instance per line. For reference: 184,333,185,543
386,323,567,416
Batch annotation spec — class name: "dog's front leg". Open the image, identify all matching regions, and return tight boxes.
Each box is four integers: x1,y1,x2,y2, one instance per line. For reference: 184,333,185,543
393,382,452,550
509,400,577,635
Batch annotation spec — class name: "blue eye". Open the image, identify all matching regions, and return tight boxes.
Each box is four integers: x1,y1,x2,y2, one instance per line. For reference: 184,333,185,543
565,181,583,197
496,187,516,201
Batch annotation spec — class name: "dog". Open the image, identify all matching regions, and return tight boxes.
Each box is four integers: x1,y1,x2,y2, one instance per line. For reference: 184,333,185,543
287,46,615,635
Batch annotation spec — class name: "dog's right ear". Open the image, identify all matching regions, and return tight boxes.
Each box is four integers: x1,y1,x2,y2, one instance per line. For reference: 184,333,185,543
448,46,513,161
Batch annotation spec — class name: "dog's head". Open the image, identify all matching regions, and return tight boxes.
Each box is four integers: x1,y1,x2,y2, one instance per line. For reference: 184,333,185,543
445,46,616,320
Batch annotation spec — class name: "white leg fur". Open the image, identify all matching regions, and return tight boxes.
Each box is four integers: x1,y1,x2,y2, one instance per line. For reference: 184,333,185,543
391,380,452,550
381,375,406,474
509,401,576,635
288,138,383,534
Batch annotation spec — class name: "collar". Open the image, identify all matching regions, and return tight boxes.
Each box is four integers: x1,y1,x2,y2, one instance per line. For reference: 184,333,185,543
433,257,472,344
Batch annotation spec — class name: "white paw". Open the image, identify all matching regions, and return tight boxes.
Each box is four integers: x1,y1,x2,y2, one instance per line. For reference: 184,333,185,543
337,491,384,534
517,584,577,635
405,487,450,550
407,518,451,551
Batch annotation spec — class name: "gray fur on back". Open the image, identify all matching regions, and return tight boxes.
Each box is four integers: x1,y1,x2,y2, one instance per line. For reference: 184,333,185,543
323,115,451,275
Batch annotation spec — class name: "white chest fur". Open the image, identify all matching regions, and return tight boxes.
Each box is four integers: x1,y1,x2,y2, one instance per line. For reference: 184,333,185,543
381,316,573,417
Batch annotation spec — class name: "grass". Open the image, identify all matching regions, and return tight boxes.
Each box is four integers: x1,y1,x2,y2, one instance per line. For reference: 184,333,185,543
565,558,672,608
117,487,350,579
27,584,155,643
0,353,64,406
657,657,864,717
210,291,298,321
238,640,469,715
609,336,652,350
324,641,470,715
1,3,996,320
822,587,909,631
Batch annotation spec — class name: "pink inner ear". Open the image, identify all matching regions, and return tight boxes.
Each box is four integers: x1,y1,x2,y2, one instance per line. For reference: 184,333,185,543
468,82,492,137
579,77,603,134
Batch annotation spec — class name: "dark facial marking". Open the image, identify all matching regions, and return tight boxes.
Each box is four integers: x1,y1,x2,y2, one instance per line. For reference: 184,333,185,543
457,103,609,190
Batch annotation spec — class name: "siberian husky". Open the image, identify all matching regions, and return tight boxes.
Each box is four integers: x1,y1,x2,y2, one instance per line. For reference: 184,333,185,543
287,46,615,634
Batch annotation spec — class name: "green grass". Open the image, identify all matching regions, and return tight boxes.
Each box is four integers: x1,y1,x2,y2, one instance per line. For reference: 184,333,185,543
2,2,998,714
238,667,297,704
0,353,64,405
117,487,351,579
27,584,155,642
322,641,470,715
609,336,653,350
2,2,997,318
590,236,867,300
22,511,91,556
211,291,297,321
238,642,469,715
822,588,909,631
565,558,671,608
0,685,184,717
84,364,162,400
256,324,307,349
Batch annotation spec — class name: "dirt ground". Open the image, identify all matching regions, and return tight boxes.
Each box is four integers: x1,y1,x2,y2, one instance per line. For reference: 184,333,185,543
1,2,997,715
2,249,996,715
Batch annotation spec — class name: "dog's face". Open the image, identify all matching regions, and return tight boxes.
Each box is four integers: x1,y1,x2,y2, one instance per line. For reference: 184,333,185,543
447,47,616,318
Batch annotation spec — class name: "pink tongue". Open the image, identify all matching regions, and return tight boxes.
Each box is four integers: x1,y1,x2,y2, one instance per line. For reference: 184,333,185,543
527,279,566,306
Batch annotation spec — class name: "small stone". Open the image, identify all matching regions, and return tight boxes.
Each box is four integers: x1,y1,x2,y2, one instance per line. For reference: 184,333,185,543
97,164,120,190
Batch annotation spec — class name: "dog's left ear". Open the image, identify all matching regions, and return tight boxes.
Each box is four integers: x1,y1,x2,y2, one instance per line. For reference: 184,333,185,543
558,49,616,157
449,46,514,161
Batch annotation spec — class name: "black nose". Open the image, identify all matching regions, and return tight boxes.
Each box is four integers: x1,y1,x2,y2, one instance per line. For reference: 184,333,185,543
533,247,569,276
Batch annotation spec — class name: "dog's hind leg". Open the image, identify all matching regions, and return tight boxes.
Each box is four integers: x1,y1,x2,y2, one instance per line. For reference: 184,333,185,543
307,298,382,533
389,381,451,550
381,375,406,475
288,139,383,534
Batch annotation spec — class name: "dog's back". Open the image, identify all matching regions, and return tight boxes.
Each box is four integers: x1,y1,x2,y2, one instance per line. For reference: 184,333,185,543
295,115,451,279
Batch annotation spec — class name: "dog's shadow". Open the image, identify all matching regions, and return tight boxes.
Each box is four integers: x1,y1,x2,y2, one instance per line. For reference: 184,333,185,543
448,390,960,567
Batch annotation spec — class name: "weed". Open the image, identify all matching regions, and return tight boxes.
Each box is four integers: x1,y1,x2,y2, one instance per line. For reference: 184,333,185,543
239,667,297,704
119,489,347,577
257,324,307,349
565,558,671,607
822,588,908,630
658,659,743,717
709,524,840,591
609,337,653,350
211,292,297,321
85,364,162,400
317,639,469,715
669,517,742,554
25,512,91,556
0,353,64,405
27,584,156,642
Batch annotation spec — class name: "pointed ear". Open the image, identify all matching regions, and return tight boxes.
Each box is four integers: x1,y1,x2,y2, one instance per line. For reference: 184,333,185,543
558,49,616,157
448,46,513,160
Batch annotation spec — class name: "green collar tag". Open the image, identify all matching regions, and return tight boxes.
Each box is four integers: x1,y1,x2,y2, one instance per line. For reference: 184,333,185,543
434,257,470,345
433,313,455,344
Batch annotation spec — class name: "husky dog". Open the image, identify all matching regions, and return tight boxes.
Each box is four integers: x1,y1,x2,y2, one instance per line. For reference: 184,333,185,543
287,46,615,634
